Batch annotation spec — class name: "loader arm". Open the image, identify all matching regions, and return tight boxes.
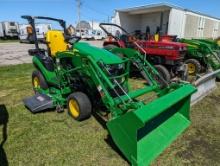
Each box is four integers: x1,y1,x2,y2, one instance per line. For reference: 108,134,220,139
111,47,169,87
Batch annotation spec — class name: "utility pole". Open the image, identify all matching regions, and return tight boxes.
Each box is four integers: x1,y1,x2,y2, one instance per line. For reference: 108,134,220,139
76,0,82,37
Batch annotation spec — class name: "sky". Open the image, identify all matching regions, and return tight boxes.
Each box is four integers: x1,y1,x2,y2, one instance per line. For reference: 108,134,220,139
0,0,220,27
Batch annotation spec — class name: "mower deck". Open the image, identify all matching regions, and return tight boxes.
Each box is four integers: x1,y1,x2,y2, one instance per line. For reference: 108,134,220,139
23,93,53,113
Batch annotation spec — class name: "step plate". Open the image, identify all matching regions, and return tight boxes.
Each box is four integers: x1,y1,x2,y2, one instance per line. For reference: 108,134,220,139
23,94,53,113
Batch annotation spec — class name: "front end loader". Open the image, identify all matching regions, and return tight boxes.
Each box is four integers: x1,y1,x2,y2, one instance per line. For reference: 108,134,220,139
180,38,220,103
194,39,220,54
22,16,196,165
180,38,220,78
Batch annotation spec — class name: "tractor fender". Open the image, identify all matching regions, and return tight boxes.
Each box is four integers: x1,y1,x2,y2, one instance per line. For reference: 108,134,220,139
32,56,57,84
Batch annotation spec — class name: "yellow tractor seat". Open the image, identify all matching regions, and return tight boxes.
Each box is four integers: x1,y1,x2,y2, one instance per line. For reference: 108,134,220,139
45,30,68,57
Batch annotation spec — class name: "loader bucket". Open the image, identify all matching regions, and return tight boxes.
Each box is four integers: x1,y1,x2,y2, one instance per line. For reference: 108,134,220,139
107,84,196,166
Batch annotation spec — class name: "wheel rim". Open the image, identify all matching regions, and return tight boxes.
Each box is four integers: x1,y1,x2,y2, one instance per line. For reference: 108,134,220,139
33,77,40,88
187,63,196,74
69,99,80,118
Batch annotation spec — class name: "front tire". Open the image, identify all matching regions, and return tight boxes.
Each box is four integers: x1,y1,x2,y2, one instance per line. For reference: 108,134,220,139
154,65,171,82
185,59,201,75
32,70,48,91
67,92,92,121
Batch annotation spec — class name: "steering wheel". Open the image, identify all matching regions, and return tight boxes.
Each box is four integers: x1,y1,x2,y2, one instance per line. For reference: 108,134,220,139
65,35,81,45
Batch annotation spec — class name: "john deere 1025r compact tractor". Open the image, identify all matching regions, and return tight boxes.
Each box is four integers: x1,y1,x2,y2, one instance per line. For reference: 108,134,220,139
23,16,196,166
180,38,220,79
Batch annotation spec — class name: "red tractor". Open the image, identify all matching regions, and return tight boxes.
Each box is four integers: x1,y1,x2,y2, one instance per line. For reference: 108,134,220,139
100,23,188,81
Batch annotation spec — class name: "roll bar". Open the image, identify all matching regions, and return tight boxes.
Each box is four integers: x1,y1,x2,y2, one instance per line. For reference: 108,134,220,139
99,23,129,40
21,15,67,50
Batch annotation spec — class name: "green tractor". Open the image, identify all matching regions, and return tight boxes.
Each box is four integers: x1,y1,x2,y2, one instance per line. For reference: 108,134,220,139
194,39,220,55
180,38,220,79
22,16,196,166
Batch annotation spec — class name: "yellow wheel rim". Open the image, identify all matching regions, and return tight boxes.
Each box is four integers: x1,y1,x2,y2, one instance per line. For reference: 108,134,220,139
187,63,196,74
69,99,80,118
33,77,40,88
217,40,220,46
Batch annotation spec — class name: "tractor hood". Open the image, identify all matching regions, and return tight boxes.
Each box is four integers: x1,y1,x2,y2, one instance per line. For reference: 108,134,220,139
74,42,123,64
180,39,202,48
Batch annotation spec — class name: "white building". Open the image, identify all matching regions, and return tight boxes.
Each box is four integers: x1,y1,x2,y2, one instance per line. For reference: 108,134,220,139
89,21,100,30
112,3,220,39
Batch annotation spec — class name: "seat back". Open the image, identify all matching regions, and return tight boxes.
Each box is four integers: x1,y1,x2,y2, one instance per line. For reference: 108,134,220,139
45,30,68,57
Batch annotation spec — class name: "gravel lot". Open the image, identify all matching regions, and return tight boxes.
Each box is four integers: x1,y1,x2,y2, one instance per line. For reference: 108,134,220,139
0,40,103,66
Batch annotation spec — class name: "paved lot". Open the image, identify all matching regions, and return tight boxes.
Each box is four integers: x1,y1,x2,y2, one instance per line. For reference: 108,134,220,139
0,40,103,66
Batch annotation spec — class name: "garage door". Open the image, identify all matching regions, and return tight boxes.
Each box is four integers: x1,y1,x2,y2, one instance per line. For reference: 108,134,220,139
184,14,199,39
203,19,214,38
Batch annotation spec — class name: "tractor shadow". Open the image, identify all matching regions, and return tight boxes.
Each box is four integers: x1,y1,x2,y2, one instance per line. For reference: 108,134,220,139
0,104,9,166
92,111,128,164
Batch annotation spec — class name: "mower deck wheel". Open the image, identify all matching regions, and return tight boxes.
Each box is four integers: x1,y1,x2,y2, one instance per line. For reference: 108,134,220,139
185,59,201,75
32,70,48,91
67,92,92,121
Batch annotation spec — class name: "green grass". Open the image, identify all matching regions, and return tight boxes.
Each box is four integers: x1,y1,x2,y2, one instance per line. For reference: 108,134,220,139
0,39,19,43
0,64,220,165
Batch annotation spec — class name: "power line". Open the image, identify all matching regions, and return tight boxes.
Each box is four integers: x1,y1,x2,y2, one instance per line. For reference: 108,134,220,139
83,4,109,17
82,4,111,23
81,14,96,21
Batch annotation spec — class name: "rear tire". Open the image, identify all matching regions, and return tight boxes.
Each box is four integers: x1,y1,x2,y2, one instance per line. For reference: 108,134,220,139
185,59,201,75
32,70,48,91
67,92,92,121
154,65,171,82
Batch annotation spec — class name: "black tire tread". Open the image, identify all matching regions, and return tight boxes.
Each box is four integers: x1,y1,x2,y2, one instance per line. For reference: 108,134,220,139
32,70,48,90
185,58,202,75
155,65,171,82
67,92,92,121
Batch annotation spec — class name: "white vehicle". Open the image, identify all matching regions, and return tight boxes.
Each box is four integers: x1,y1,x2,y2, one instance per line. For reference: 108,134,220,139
75,29,87,38
81,29,94,40
93,29,106,40
80,29,106,40
1,21,19,38
19,23,52,43
0,23,4,38
19,24,31,42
